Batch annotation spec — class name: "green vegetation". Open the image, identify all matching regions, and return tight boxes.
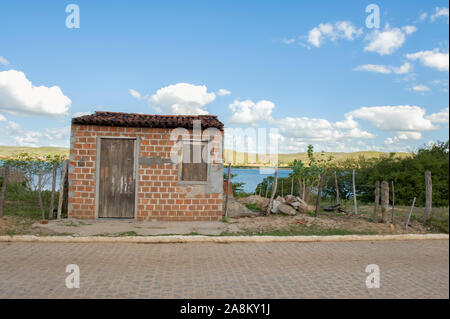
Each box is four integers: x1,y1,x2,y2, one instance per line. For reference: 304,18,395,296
223,172,246,197
323,141,449,207
1,180,57,220
256,141,449,208
246,203,261,212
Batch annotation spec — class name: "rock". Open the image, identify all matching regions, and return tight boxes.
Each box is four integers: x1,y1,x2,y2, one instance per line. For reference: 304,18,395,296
226,198,260,218
276,196,286,203
285,195,297,204
278,203,297,216
296,199,314,214
271,200,281,213
289,201,301,209
237,195,269,211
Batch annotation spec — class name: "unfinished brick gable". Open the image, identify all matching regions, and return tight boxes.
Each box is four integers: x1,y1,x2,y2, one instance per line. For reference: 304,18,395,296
68,123,223,221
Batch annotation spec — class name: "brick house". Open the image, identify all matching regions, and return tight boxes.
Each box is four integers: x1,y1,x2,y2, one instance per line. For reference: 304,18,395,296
68,111,224,221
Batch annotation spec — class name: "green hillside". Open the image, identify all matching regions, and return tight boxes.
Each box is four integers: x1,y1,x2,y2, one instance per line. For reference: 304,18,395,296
224,149,412,167
0,145,412,166
0,146,70,159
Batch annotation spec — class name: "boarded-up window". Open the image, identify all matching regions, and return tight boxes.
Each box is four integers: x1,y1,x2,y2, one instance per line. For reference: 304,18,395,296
180,140,208,182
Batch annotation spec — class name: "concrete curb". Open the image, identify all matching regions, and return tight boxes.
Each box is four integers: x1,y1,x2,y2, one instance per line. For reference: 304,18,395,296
0,233,448,244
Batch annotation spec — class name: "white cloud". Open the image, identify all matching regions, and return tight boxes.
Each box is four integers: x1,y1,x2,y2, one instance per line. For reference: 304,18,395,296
335,115,359,129
402,25,417,35
72,111,91,117
0,120,70,147
149,83,216,115
353,62,412,75
410,84,431,92
271,115,375,143
129,89,142,100
0,114,6,122
364,25,416,55
418,12,428,22
0,70,71,117
426,107,449,124
307,21,362,47
392,62,413,74
44,126,70,141
0,56,9,66
281,38,295,45
406,49,449,72
217,88,231,96
353,64,392,74
431,7,449,23
349,105,438,141
229,99,274,125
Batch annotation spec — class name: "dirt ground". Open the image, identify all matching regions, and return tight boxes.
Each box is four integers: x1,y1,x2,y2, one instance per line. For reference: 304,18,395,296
226,212,430,235
0,216,57,236
0,211,434,236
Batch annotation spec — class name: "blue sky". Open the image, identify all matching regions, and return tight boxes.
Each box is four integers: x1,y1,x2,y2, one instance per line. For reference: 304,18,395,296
0,0,448,153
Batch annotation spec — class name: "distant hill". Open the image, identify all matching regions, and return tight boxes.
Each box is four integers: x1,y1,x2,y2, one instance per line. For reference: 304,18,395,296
224,149,412,167
0,145,412,166
0,146,70,159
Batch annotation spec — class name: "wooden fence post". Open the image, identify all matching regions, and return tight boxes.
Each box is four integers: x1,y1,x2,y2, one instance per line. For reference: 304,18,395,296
48,162,58,219
266,168,278,216
405,197,416,230
224,163,231,217
373,181,380,222
391,181,395,223
334,171,339,204
57,160,68,220
352,169,357,214
315,174,323,217
381,181,389,222
0,165,10,218
424,170,432,222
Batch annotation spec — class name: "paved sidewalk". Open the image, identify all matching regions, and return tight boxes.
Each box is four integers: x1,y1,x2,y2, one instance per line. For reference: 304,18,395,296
0,240,448,298
33,218,227,236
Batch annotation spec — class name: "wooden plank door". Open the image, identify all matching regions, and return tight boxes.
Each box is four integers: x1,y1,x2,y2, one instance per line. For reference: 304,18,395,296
98,138,135,218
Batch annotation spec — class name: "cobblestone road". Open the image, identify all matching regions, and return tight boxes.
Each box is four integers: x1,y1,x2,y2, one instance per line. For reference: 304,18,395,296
0,240,448,298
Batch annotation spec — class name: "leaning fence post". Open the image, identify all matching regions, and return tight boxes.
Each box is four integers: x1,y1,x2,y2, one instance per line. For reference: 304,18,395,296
315,174,323,217
57,160,68,220
381,181,389,222
405,197,416,230
424,170,432,222
0,164,10,218
352,169,357,214
373,181,380,222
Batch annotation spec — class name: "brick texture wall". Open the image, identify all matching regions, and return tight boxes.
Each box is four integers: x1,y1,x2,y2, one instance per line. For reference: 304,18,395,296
68,124,223,221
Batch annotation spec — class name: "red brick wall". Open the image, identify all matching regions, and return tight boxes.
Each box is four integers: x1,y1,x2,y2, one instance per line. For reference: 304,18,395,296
68,124,223,221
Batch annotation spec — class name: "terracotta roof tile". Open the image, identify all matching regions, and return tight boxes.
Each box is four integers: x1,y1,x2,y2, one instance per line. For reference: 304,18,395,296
72,111,224,130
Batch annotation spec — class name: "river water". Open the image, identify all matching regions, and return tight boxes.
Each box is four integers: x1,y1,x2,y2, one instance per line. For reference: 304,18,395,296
230,168,293,193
